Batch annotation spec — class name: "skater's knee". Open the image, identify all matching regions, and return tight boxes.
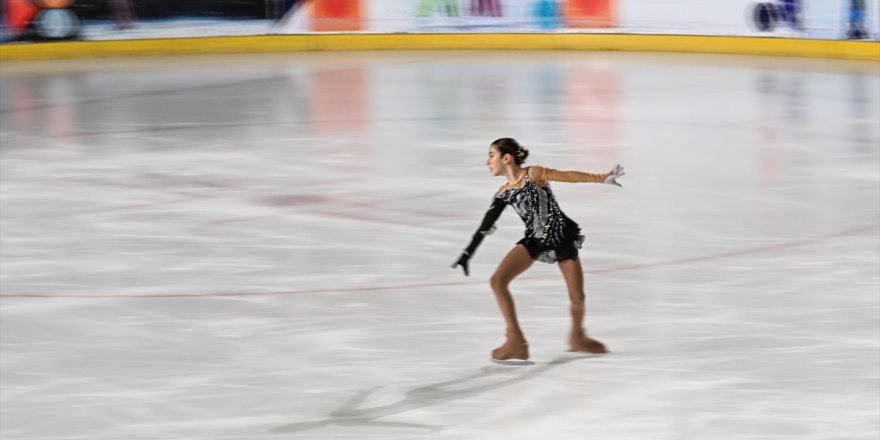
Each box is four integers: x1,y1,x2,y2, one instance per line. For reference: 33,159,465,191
569,290,585,304
489,273,509,292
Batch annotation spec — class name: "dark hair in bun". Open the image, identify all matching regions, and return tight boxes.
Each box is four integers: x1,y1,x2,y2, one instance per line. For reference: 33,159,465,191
491,137,529,165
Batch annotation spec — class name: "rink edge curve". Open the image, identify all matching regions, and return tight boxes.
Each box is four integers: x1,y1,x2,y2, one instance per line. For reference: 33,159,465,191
1,34,878,61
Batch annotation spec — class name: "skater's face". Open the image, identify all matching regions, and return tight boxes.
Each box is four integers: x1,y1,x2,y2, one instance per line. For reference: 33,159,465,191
486,145,511,176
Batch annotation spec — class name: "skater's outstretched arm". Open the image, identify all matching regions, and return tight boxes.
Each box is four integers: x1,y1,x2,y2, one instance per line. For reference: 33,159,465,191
452,197,507,276
531,164,625,187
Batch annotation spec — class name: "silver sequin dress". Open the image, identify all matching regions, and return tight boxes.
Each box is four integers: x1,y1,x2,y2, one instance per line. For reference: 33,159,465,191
495,168,585,263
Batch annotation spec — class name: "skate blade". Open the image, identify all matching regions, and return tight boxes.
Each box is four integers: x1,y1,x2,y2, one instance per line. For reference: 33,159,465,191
491,358,535,366
565,349,609,357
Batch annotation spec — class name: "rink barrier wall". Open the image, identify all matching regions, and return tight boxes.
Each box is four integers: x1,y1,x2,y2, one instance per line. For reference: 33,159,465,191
1,34,878,62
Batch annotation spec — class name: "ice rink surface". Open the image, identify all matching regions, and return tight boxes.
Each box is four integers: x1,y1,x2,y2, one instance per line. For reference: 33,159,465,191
1,50,878,440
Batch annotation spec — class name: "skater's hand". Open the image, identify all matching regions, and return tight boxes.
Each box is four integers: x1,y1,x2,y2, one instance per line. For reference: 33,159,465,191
603,164,625,187
451,252,471,276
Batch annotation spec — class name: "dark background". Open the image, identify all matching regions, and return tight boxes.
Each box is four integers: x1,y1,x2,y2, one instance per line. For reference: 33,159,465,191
71,0,285,20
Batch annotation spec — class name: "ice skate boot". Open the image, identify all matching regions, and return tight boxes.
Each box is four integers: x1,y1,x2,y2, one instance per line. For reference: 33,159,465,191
491,330,530,365
569,327,608,354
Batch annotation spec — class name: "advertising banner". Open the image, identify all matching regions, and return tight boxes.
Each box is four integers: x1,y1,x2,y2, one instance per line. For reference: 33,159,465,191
309,0,364,32
281,0,617,33
1,0,877,43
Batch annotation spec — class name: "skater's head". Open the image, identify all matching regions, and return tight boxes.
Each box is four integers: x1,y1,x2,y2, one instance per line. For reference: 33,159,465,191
488,138,529,176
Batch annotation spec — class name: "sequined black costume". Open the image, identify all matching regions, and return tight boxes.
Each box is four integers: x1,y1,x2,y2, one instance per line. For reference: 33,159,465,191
462,165,609,264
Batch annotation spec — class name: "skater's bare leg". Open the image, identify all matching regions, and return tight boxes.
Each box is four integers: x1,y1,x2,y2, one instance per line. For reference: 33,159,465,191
488,245,534,360
559,257,608,353
490,244,533,337
558,257,587,330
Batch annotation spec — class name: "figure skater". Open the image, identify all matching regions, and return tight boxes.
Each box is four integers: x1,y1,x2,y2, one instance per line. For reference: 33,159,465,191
452,138,624,364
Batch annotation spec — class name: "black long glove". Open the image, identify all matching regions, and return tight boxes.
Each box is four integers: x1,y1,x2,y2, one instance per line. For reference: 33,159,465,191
452,197,507,276
451,252,471,276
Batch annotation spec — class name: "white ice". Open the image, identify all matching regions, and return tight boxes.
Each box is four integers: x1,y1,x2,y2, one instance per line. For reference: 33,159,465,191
1,51,878,440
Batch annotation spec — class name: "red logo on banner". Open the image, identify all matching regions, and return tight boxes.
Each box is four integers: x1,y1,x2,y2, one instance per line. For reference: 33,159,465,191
564,0,616,28
309,0,364,32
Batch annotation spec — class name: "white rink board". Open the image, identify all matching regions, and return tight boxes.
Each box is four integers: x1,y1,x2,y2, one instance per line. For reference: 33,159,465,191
278,0,880,39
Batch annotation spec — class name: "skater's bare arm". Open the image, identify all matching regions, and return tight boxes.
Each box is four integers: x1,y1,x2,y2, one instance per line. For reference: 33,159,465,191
531,165,625,187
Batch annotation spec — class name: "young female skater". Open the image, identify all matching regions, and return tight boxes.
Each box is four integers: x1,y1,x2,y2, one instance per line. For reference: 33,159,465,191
452,138,625,364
